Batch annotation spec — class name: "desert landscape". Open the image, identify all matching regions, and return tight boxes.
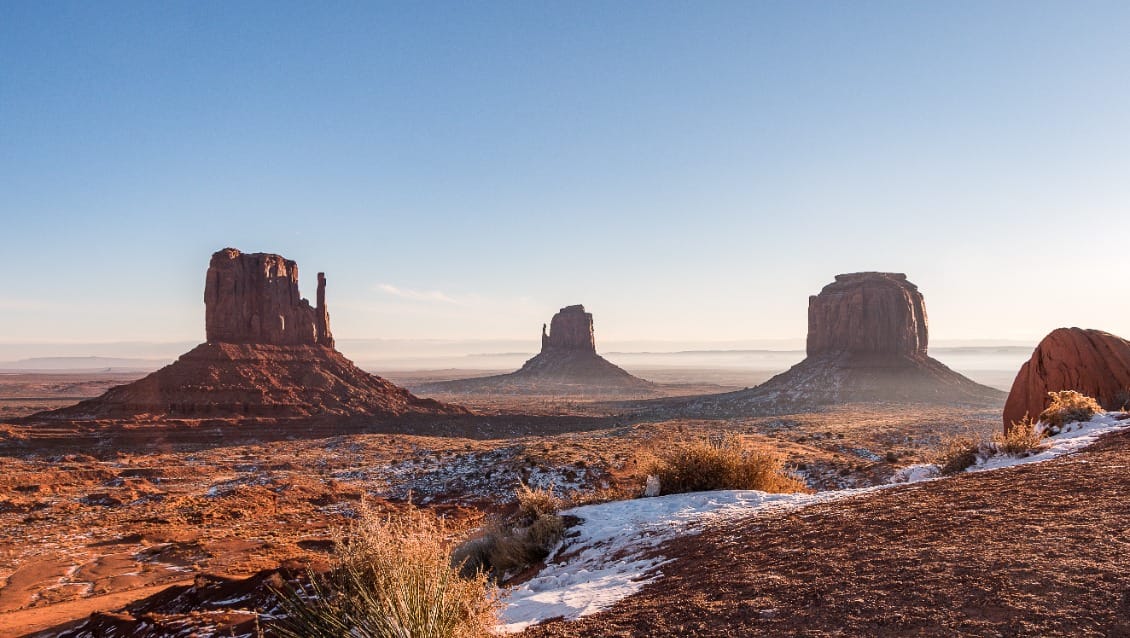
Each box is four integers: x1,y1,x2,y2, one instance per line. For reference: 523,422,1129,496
3,3,1128,637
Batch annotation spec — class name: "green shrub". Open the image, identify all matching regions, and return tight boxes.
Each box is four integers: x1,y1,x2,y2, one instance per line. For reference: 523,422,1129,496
272,505,499,638
643,434,809,495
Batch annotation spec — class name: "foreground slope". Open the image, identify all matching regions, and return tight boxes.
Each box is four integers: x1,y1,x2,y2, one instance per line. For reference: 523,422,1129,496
528,427,1130,637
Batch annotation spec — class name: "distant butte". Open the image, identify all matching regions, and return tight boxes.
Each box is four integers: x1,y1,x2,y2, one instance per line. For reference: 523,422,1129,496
662,272,1003,415
29,248,466,422
418,304,655,395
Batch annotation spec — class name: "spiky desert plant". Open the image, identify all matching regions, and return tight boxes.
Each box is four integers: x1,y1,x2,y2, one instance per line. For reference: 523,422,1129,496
272,504,499,638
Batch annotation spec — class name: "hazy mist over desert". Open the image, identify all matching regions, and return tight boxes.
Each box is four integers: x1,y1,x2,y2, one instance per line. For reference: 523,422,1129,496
2,3,1129,637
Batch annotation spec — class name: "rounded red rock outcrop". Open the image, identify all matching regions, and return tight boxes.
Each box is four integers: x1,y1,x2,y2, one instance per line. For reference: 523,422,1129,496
1002,327,1130,430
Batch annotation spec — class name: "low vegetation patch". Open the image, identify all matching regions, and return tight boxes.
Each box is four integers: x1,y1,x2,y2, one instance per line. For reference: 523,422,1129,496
453,483,566,583
993,416,1048,456
642,434,809,495
1038,390,1102,431
272,504,500,638
936,418,1054,476
936,435,988,475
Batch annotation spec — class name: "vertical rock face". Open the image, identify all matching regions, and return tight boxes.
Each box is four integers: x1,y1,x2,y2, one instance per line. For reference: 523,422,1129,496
204,248,333,346
541,305,596,353
807,272,929,358
1002,328,1130,430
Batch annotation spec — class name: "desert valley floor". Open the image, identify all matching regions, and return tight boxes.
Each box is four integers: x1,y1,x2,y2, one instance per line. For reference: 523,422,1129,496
0,362,1127,637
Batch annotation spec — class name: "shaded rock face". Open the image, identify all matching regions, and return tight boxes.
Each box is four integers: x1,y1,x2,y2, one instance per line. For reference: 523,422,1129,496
204,248,333,347
807,272,927,357
541,305,596,353
419,304,654,396
1003,328,1130,430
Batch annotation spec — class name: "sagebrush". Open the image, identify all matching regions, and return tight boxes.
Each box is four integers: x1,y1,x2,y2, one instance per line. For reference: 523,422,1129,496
272,504,499,638
643,434,809,495
1038,390,1101,430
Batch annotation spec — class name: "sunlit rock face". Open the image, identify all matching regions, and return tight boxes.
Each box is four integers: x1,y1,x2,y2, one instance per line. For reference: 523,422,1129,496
1003,327,1130,430
204,248,333,347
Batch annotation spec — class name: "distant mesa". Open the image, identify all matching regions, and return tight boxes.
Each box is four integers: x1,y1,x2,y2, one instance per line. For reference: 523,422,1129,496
30,248,465,422
1002,327,1130,431
666,272,1003,414
417,304,655,395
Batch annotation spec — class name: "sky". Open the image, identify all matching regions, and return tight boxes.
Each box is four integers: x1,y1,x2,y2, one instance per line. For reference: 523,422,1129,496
2,1,1128,352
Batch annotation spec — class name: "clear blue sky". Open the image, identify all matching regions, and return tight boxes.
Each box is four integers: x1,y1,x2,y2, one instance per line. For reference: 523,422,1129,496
2,1,1128,348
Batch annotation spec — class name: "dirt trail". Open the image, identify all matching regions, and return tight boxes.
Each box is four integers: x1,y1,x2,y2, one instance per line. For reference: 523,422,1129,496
527,429,1130,637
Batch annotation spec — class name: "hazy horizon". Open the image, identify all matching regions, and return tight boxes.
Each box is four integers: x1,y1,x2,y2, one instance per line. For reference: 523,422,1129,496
3,2,1129,346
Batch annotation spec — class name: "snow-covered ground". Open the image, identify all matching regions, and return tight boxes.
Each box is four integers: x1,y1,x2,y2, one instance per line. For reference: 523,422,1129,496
500,412,1130,632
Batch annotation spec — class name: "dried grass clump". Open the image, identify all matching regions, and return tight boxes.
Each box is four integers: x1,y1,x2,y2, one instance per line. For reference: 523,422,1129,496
994,416,1048,456
936,435,987,475
452,483,566,583
643,434,809,495
1038,390,1102,430
273,504,499,638
515,482,563,524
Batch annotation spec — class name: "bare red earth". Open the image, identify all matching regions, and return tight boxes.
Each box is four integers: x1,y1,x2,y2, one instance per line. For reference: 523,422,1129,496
527,429,1130,637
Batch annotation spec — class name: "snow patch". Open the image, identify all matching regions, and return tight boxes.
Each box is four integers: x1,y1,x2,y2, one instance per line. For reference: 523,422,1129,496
502,413,1130,632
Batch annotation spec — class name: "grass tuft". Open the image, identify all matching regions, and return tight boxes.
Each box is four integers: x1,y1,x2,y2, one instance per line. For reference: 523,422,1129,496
642,434,809,495
452,483,566,583
993,416,1048,456
271,504,499,638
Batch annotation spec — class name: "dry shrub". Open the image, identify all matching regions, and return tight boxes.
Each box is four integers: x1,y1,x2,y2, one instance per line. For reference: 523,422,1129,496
644,434,809,495
514,481,563,524
452,484,566,582
936,435,986,475
1038,390,1102,430
273,504,499,638
993,416,1048,456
